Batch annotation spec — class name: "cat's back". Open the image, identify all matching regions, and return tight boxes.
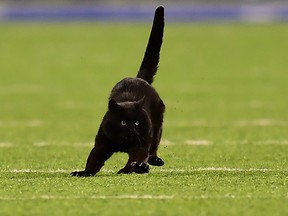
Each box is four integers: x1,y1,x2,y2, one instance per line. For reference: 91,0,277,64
110,77,161,103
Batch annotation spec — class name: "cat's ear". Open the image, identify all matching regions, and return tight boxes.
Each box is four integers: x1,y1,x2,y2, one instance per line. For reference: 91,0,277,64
108,99,122,112
135,96,145,108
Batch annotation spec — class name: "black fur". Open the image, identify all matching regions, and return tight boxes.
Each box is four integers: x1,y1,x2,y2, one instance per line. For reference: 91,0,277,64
71,6,165,177
137,6,164,84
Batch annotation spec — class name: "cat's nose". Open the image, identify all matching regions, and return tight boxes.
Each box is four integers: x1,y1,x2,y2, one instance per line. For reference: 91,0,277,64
129,128,137,135
129,129,136,133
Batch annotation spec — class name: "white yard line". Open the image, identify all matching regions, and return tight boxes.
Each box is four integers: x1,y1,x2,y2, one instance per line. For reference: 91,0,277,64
5,169,68,173
166,119,288,128
2,139,288,148
0,194,287,201
0,142,14,147
160,139,174,145
0,195,174,201
33,141,50,147
184,140,212,145
234,119,288,127
0,119,287,129
255,140,288,145
157,168,283,172
1,167,286,174
225,140,288,145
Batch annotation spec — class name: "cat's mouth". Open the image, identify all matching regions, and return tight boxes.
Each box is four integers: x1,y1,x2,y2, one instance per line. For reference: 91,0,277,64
120,131,142,143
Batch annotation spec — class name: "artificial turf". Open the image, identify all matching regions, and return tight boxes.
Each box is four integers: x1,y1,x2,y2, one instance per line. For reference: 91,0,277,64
0,23,288,215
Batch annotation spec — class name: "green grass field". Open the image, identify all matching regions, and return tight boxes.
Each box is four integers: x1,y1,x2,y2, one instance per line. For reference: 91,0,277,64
0,23,288,215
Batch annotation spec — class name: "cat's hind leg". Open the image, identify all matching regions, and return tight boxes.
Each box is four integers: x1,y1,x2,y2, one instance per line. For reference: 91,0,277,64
148,126,164,166
148,101,165,166
148,155,164,166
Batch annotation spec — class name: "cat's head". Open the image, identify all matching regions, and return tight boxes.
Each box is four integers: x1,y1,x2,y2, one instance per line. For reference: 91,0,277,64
102,98,152,144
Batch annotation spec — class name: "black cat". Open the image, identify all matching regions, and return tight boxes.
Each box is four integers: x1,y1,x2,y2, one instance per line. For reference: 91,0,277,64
71,6,165,177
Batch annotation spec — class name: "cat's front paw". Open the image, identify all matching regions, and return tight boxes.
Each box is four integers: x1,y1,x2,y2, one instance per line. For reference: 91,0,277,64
117,167,133,174
70,170,94,177
131,162,149,174
148,156,164,166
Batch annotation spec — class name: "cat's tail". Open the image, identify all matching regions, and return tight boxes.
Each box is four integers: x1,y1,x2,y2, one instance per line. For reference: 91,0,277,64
136,6,164,85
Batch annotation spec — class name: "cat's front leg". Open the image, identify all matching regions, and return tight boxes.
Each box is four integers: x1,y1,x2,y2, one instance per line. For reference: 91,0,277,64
128,147,150,174
71,144,114,177
118,161,149,174
70,170,94,177
117,166,133,174
131,162,150,173
117,157,134,174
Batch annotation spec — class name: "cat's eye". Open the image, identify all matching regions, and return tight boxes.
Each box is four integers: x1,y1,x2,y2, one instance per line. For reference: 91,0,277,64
135,121,140,126
121,121,127,126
